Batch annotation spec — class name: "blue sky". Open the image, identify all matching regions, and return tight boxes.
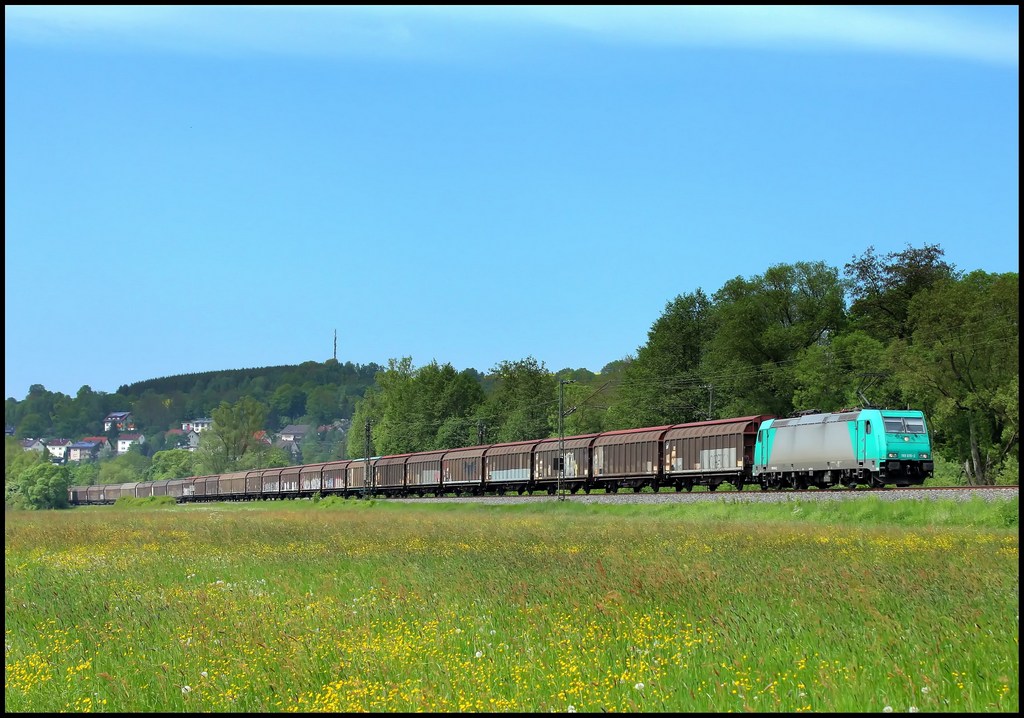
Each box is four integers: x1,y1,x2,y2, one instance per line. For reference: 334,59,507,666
4,6,1019,401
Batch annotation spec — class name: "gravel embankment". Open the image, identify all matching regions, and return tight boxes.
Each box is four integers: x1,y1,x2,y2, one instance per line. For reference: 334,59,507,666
392,486,1018,506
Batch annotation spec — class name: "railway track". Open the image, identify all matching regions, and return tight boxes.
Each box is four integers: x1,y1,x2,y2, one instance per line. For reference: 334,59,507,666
391,484,1018,506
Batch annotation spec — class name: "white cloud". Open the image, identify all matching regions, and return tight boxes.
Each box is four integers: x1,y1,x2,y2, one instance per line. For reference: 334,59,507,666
4,5,1018,65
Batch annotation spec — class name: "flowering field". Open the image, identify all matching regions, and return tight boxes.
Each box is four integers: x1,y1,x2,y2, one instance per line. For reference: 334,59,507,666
5,500,1018,713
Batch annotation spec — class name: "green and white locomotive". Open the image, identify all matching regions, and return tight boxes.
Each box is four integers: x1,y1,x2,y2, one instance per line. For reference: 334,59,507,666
753,408,934,490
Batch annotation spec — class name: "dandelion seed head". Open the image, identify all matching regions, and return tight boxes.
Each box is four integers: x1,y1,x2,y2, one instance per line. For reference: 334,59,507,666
181,685,192,694
475,651,483,658
568,706,577,713
909,708,919,713
884,707,893,713
635,682,645,691
920,686,930,694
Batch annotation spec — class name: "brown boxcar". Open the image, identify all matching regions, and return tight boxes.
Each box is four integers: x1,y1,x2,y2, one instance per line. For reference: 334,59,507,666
663,415,769,491
167,478,193,499
406,451,445,494
124,482,143,499
592,426,671,490
245,470,263,495
261,468,283,496
69,486,89,505
347,458,376,494
485,440,537,493
193,475,216,499
281,465,302,495
219,470,248,497
375,455,409,494
134,482,155,499
321,460,349,494
300,463,325,495
533,434,598,490
442,447,485,493
152,479,172,497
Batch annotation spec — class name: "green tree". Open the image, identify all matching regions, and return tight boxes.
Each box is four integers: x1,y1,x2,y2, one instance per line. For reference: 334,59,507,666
371,357,418,455
15,413,48,440
269,384,306,428
486,357,556,442
12,461,72,509
554,377,608,437
844,243,959,342
606,290,715,428
898,271,1018,485
236,446,290,470
98,450,151,485
194,397,269,474
5,436,48,506
347,390,380,460
147,448,196,481
414,362,485,450
791,330,896,412
704,261,846,418
68,460,100,487
305,385,341,427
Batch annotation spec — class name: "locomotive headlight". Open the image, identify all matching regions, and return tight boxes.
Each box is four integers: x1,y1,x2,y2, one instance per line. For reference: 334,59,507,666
919,453,930,459
887,452,898,458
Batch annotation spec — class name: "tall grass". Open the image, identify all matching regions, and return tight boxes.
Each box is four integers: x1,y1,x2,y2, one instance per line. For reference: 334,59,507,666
5,499,1018,713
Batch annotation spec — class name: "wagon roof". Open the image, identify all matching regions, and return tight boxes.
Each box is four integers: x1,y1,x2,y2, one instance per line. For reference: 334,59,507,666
485,440,542,456
406,450,447,463
593,425,672,445
534,433,600,450
443,446,487,459
321,459,352,469
664,415,771,439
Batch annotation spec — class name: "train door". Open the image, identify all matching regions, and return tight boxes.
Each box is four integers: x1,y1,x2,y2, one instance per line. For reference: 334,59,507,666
856,416,874,484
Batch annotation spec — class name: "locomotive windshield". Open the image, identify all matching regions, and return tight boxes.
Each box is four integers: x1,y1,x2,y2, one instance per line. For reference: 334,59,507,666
883,416,926,434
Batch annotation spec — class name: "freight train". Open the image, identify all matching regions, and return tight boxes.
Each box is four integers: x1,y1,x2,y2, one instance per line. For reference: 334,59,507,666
68,408,934,505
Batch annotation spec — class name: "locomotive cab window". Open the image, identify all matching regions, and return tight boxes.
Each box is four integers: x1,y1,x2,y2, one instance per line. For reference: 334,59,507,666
884,417,925,434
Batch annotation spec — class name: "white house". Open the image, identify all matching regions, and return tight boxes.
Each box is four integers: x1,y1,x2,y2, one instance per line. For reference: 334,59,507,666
45,438,71,461
278,424,311,443
181,418,214,433
116,433,146,455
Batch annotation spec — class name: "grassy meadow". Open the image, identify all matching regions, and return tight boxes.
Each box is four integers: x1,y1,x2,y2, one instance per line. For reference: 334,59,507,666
5,497,1018,713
